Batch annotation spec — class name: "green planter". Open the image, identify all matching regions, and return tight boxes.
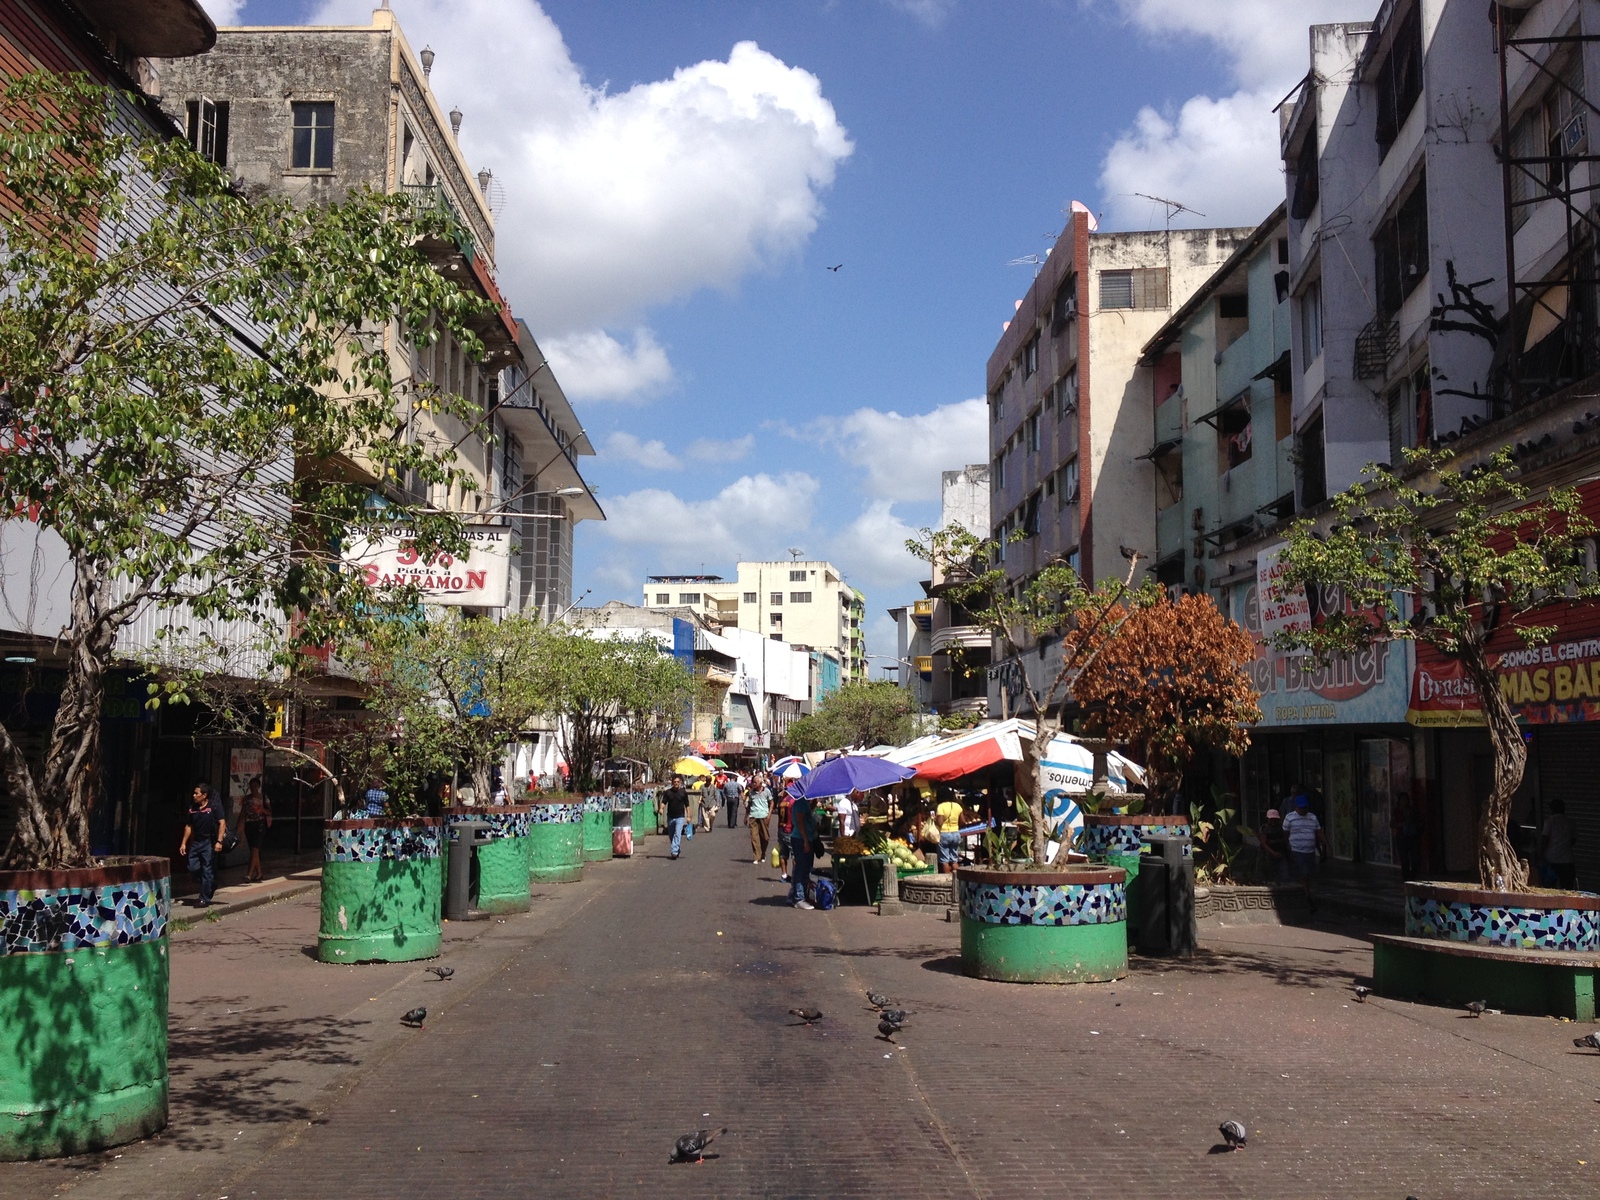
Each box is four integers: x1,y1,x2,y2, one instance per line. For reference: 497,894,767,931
445,807,533,915
0,857,171,1160
528,802,584,884
318,819,442,964
581,796,613,862
631,790,659,839
957,865,1128,984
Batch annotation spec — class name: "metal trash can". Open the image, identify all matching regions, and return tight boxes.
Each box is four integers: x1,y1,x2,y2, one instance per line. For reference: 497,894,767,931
1136,833,1196,957
445,819,493,921
612,807,634,858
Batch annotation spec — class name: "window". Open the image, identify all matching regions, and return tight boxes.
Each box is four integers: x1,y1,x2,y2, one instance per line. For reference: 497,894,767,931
1219,294,1249,320
1387,362,1431,463
1021,491,1041,537
1052,274,1078,329
1374,3,1422,153
1024,335,1039,378
1298,414,1327,509
1290,127,1319,220
993,446,1006,489
1057,458,1079,507
1024,408,1041,453
990,386,1004,425
678,592,701,604
742,592,757,604
1510,53,1587,228
185,98,229,165
769,613,783,626
790,591,813,603
789,569,807,581
655,593,670,605
1374,177,1429,316
1099,268,1169,310
770,592,783,606
291,101,335,170
1300,280,1324,362
1215,395,1253,473
1056,368,1078,417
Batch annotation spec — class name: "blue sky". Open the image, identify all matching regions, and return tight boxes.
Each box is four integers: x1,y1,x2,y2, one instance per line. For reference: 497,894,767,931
208,0,1373,667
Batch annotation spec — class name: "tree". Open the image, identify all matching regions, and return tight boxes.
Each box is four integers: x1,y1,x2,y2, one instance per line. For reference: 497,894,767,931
784,681,921,753
1073,593,1261,809
0,74,488,868
1272,447,1599,890
909,525,1152,867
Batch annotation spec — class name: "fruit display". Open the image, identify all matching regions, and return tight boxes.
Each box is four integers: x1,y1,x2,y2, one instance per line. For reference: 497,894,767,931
860,828,926,873
832,834,867,857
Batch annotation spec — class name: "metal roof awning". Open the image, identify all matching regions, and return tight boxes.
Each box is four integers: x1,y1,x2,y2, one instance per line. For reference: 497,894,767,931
1252,349,1293,389
1137,437,1182,461
1192,395,1250,429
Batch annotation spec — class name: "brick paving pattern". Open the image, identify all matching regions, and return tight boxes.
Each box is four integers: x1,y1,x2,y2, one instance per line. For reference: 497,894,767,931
3,828,1597,1199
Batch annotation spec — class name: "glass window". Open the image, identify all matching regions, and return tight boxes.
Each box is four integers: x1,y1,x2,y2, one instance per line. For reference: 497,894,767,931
790,591,812,603
291,101,335,170
789,569,807,581
1374,176,1429,317
1300,280,1323,362
1024,336,1039,377
186,98,229,165
655,593,670,605
742,592,757,603
1100,269,1134,309
678,592,701,604
769,613,783,626
770,592,783,605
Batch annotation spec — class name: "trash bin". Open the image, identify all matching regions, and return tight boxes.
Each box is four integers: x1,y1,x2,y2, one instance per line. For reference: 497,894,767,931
612,807,634,858
445,818,493,921
1137,833,1195,957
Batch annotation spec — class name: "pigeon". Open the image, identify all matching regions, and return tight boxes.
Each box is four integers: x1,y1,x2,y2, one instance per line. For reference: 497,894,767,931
877,1016,903,1042
1352,985,1371,1003
669,1127,725,1164
401,1006,426,1027
789,1007,823,1025
1219,1120,1247,1151
880,1008,915,1025
865,990,895,1010
1573,1032,1600,1051
1465,1000,1487,1017
427,966,454,981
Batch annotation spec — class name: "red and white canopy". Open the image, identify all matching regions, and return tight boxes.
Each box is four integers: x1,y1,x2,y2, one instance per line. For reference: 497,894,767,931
884,719,1144,791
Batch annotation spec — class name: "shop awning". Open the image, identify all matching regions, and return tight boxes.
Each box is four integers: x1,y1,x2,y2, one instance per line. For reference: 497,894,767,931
884,719,1145,790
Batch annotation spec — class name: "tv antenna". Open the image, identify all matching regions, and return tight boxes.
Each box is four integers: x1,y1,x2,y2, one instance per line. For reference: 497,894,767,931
1006,253,1046,276
1132,193,1205,229
787,547,804,560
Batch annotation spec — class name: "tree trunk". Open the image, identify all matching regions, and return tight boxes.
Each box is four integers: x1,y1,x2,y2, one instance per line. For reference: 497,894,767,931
1461,640,1528,891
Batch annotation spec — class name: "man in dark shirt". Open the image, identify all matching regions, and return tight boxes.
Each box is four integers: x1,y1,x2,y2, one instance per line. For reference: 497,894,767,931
789,791,817,909
663,775,691,859
178,783,226,906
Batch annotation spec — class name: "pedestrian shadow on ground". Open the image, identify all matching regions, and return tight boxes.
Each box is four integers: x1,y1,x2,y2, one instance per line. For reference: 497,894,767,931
1147,944,1366,989
749,895,797,906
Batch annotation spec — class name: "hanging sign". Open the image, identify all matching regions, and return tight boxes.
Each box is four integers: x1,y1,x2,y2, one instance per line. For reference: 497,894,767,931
1256,544,1312,638
347,524,511,607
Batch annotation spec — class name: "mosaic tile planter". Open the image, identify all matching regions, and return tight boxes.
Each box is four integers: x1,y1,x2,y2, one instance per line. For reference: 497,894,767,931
956,865,1128,984
318,819,442,964
1402,881,1600,951
631,790,659,839
1079,813,1191,859
0,857,171,1160
581,796,614,862
445,808,533,915
528,802,584,884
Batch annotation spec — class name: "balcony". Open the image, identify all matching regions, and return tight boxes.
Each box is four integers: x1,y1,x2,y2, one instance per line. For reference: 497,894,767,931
931,625,991,654
912,598,934,630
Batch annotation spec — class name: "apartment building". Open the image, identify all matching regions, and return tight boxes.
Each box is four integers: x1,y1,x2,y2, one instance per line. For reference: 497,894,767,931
156,9,600,616
986,210,1255,712
641,560,866,681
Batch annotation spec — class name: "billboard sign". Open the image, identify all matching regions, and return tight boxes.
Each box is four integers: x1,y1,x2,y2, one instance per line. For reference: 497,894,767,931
347,524,511,607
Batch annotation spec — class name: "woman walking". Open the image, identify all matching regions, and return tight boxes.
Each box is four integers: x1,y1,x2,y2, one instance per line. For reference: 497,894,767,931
241,777,272,883
747,774,772,864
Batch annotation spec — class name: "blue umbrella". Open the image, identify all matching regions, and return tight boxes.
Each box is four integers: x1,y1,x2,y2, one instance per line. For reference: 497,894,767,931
797,755,915,800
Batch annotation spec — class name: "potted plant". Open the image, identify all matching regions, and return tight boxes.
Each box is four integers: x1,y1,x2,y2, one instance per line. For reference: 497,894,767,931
0,75,485,1154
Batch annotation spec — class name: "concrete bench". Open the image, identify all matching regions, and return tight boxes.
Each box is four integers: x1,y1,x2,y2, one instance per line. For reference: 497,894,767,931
1371,933,1599,1021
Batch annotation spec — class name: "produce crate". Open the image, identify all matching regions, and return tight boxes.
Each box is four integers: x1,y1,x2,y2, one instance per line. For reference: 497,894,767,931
896,863,936,877
833,854,887,905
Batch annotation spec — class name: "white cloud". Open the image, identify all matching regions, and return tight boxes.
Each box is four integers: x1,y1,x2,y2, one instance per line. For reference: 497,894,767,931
686,434,756,461
313,1,851,401
801,397,987,503
603,431,681,471
541,329,673,403
597,472,819,569
882,0,958,29
831,500,923,591
196,0,243,24
1099,0,1377,229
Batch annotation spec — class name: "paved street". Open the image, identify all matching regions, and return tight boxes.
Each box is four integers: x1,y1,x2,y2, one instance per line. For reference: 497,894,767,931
3,832,1598,1200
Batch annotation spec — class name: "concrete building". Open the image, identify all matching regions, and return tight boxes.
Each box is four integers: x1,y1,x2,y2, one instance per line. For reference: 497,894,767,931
156,9,601,617
641,560,866,682
986,210,1256,712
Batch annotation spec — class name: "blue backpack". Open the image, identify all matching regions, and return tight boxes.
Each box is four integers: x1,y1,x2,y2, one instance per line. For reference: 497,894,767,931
813,877,837,910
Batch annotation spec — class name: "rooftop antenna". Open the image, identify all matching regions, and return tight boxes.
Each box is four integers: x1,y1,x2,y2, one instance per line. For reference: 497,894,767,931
1006,253,1046,277
1132,193,1205,230
787,547,804,560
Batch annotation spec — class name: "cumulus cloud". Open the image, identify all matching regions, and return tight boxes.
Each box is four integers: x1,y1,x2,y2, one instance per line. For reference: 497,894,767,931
799,397,987,503
831,501,923,592
1098,0,1376,229
196,0,243,23
313,1,851,400
597,472,819,569
687,434,756,462
882,0,958,29
542,329,673,403
603,431,681,471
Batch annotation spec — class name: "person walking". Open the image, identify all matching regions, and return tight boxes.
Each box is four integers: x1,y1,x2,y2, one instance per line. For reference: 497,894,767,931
935,789,966,874
1258,808,1289,883
240,777,272,883
723,771,744,828
1281,792,1327,913
777,784,795,881
178,783,226,907
1539,798,1579,889
747,775,772,864
663,775,692,859
698,778,720,833
790,788,817,909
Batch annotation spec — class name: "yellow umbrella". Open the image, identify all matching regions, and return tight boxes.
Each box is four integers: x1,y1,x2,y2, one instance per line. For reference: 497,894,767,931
673,756,715,776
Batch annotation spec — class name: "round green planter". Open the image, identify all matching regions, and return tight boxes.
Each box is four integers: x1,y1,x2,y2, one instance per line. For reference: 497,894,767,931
957,865,1128,984
581,796,613,862
445,808,533,914
529,802,584,884
0,856,171,1160
631,790,659,839
318,819,442,964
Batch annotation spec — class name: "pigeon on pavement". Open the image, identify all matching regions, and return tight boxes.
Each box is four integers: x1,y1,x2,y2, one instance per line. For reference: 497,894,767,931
401,1006,426,1027
1352,985,1371,1002
1465,1000,1487,1017
1574,1032,1600,1051
1219,1120,1247,1151
427,966,454,981
789,1007,824,1025
879,1008,915,1024
669,1127,725,1164
865,990,895,1010
877,1016,903,1042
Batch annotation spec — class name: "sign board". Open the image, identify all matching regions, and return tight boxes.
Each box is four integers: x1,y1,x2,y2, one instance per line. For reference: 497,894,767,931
1409,606,1600,726
229,748,263,802
1255,544,1311,638
347,524,510,607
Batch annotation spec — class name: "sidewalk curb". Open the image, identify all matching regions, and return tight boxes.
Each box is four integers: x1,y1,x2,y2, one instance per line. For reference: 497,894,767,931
173,879,320,928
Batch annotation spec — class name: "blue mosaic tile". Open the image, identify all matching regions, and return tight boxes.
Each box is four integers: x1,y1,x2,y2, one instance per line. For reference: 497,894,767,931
583,795,612,814
1081,822,1191,858
324,823,442,863
528,802,582,825
958,878,1126,927
1404,895,1600,951
0,875,169,954
445,810,531,843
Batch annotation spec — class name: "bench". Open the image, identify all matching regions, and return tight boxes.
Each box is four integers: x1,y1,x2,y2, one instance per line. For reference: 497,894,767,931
1371,933,1600,1021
